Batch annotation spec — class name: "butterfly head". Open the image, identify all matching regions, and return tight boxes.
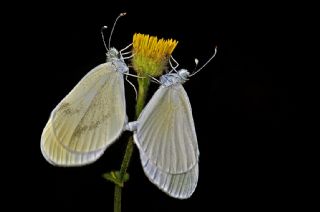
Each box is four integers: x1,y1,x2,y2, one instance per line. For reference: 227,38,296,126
107,48,121,61
178,69,190,81
107,48,128,74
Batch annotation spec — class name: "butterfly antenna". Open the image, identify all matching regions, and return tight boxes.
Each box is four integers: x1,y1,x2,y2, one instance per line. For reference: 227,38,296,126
109,12,127,49
190,46,217,77
101,26,109,51
191,58,199,73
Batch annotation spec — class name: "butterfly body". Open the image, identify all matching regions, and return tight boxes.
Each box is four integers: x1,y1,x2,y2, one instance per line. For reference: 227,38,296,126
160,69,189,86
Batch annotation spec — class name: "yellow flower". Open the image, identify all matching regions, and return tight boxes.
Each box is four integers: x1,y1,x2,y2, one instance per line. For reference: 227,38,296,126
132,33,178,77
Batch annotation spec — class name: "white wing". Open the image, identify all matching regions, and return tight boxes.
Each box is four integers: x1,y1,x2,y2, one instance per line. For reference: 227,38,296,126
41,116,106,166
134,84,199,174
137,137,198,199
41,62,127,167
48,63,127,154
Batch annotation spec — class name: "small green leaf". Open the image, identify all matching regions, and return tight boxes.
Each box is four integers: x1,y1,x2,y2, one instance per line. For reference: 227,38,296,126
121,172,130,182
102,171,130,187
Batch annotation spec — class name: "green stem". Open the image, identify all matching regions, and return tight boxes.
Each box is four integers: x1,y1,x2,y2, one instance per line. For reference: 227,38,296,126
114,186,121,212
113,77,150,212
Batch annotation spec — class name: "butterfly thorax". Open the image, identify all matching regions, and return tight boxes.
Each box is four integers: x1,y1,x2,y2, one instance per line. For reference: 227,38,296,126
106,47,129,74
160,69,190,87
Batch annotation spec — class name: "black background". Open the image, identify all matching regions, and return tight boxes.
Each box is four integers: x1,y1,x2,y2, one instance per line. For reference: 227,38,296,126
5,0,300,211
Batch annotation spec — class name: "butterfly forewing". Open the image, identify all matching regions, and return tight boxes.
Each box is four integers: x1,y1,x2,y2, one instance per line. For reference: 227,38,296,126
44,63,127,155
134,84,199,174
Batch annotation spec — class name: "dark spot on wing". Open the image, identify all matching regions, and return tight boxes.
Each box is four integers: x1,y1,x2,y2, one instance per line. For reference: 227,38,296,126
72,114,111,138
58,102,80,116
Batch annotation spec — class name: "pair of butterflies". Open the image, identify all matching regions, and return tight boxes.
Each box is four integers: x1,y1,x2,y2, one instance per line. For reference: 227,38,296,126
41,21,216,199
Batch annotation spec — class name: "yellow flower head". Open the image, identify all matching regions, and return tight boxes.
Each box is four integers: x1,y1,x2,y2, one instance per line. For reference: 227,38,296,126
132,33,178,77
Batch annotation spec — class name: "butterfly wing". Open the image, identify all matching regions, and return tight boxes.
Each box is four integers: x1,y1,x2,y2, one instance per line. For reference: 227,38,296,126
134,84,199,173
139,147,198,199
41,63,127,165
41,116,106,166
134,84,199,198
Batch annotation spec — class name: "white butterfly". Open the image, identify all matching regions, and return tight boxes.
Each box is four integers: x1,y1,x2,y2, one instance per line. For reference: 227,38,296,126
128,48,217,199
41,13,135,166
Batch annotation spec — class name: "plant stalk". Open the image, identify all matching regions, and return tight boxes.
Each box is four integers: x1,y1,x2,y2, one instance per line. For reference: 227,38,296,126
113,77,150,212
